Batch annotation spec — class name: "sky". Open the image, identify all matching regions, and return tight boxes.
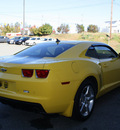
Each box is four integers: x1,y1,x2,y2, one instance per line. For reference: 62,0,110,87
0,0,120,32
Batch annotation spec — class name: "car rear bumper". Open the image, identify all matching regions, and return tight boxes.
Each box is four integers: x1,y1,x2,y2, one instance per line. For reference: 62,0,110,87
25,42,29,45
7,41,14,44
15,42,22,45
0,96,45,113
0,64,78,117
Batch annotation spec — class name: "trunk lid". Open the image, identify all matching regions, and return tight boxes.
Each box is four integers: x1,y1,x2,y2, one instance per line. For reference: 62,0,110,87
0,55,46,75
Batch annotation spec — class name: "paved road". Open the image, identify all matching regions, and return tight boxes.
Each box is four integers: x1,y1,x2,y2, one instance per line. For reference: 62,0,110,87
0,43,120,130
0,43,28,56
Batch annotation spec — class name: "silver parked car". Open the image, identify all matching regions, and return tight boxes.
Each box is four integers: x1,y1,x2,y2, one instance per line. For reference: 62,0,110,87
0,36,9,43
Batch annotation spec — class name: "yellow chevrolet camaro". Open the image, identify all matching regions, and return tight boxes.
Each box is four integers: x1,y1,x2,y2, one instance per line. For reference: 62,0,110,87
0,40,120,120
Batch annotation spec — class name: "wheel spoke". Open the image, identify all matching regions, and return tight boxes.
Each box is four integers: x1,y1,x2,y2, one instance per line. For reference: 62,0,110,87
80,102,85,112
84,86,90,96
86,94,94,101
79,85,95,117
85,104,89,115
89,100,94,111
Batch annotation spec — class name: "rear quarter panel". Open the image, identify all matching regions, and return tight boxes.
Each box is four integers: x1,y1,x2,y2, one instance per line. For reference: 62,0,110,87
44,58,101,107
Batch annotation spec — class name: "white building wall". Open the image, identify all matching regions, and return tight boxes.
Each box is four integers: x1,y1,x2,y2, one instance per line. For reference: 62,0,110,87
104,20,120,33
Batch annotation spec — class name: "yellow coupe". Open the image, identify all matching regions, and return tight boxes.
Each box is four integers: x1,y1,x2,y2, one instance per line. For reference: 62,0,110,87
0,40,120,120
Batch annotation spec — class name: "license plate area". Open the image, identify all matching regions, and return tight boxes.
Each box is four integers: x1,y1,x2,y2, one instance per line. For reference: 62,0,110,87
0,80,16,92
0,81,3,87
0,82,2,87
4,81,8,88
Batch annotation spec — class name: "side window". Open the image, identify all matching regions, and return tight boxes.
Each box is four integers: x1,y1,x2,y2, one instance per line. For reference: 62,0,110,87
86,46,98,59
95,46,117,59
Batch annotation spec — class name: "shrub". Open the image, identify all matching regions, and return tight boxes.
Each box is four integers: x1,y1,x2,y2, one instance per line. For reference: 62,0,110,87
87,24,99,33
76,24,84,33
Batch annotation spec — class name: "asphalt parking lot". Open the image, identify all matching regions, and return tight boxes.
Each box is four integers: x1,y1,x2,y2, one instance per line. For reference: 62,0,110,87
0,43,28,56
0,43,120,130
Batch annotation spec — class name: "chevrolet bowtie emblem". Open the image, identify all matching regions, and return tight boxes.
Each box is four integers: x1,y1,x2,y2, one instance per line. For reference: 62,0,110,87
1,68,7,72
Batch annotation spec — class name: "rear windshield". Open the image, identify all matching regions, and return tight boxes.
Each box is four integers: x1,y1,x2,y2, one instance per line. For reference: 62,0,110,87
14,37,21,39
15,43,75,58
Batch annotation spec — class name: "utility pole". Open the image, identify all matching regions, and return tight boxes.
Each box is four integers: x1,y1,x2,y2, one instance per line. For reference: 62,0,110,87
22,0,25,37
110,0,113,39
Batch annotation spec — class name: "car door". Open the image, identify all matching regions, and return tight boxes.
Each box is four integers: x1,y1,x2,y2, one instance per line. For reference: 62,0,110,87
36,38,40,43
0,36,4,43
0,37,2,43
4,37,8,43
95,46,120,89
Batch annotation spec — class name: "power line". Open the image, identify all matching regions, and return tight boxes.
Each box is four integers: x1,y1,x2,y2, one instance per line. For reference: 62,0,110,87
0,2,109,15
23,2,109,13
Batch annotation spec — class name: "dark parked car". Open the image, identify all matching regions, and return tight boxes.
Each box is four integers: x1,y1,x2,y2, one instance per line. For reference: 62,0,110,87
15,37,30,45
7,37,21,44
0,36,9,43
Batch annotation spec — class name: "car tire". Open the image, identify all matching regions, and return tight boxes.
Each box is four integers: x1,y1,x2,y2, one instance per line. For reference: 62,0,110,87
33,42,36,45
25,43,28,46
72,79,96,121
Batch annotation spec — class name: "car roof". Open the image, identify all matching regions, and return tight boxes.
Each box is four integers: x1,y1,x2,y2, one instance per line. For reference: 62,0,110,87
54,40,108,46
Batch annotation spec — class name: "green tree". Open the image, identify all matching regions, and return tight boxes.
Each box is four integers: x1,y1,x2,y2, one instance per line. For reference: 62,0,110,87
32,28,39,35
10,24,14,33
87,24,99,33
14,22,20,32
40,24,52,35
30,26,38,36
29,24,52,36
2,24,11,34
76,24,84,33
57,24,70,34
57,27,61,33
38,27,42,36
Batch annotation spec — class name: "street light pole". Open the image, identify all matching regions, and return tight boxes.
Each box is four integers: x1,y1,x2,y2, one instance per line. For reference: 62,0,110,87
22,0,25,37
110,0,113,39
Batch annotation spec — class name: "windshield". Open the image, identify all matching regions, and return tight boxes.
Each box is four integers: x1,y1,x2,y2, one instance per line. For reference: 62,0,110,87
15,43,75,58
14,37,20,39
31,38,36,40
20,37,25,40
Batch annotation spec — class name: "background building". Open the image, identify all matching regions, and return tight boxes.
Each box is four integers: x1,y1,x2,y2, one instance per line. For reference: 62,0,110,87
104,20,120,33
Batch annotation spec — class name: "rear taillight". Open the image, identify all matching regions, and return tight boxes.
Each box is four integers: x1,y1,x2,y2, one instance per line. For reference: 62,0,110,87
22,69,34,77
36,70,49,78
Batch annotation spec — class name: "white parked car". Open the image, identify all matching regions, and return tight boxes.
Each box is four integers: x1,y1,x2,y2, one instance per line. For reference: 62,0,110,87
42,38,56,41
25,37,56,46
25,37,44,46
46,38,56,41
